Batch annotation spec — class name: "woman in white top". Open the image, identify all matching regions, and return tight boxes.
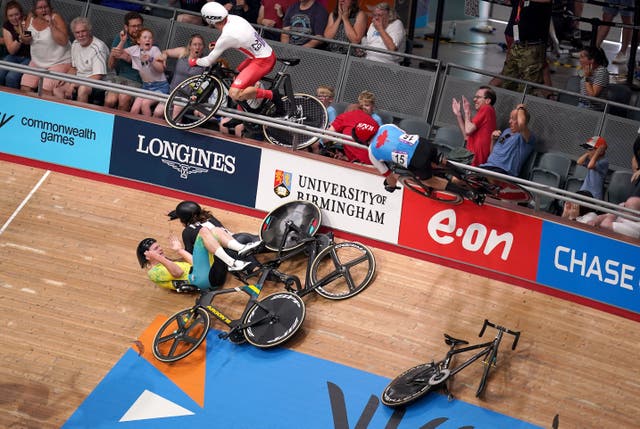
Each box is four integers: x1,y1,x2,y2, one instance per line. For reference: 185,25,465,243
361,2,405,64
20,0,71,96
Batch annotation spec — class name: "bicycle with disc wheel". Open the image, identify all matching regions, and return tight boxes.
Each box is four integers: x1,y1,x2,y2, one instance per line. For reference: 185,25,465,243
388,160,532,205
381,320,521,408
163,57,328,150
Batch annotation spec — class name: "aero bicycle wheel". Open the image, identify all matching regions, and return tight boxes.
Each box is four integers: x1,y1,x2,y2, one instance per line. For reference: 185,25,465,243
243,292,305,348
310,242,376,300
381,362,439,407
164,75,225,130
465,173,531,204
152,306,211,363
398,176,463,205
263,93,328,150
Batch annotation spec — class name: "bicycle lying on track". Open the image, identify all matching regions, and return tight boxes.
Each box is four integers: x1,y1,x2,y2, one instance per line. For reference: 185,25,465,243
152,200,376,363
381,319,521,407
163,58,328,149
388,160,532,205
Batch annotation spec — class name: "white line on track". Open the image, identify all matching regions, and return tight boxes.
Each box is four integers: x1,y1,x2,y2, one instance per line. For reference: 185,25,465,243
0,170,50,236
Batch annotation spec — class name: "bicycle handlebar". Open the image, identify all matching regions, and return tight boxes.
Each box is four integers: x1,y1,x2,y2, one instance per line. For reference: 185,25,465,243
479,319,521,350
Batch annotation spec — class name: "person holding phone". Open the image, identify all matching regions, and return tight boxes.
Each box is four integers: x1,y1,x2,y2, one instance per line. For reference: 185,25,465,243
1,1,31,89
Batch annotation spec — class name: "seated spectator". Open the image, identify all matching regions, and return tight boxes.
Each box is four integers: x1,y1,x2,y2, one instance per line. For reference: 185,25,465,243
577,46,609,110
20,0,72,97
136,236,197,293
352,89,382,125
0,1,31,89
452,86,497,167
587,196,640,239
316,84,337,123
281,0,328,48
230,0,261,23
361,2,405,64
324,0,367,54
120,27,168,116
323,107,379,163
561,189,597,223
168,0,208,25
258,0,294,41
104,12,144,111
631,135,640,197
576,136,609,200
481,104,535,177
53,17,109,103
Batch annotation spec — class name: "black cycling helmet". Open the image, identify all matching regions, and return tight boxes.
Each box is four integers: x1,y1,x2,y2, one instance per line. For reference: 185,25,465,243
136,237,157,268
168,200,202,223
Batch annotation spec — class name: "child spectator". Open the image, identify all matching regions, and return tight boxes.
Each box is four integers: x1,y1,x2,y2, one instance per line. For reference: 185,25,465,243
577,136,609,200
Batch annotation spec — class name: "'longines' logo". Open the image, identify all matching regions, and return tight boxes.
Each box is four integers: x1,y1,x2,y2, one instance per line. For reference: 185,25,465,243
273,169,292,198
162,160,209,179
0,112,15,129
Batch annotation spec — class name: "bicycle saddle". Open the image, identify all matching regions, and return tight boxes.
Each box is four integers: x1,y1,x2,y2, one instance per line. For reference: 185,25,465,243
444,334,469,346
278,58,300,67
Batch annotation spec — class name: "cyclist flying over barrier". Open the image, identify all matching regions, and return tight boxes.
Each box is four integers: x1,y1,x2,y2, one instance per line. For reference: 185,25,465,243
355,122,484,204
191,2,284,114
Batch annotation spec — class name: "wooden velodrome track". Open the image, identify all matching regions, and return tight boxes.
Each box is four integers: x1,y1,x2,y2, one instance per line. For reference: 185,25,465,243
1,157,639,429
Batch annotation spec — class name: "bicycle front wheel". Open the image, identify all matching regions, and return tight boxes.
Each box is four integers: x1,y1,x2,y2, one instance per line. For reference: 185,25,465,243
310,242,376,300
152,306,211,363
263,93,328,150
243,292,305,348
164,75,225,130
398,176,463,205
465,173,532,204
381,362,438,407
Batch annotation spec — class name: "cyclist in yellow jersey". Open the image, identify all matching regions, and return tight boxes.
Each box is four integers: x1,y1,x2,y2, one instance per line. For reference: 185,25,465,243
137,237,196,293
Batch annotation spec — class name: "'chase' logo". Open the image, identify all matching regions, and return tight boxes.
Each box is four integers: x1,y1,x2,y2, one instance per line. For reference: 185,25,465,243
0,112,15,129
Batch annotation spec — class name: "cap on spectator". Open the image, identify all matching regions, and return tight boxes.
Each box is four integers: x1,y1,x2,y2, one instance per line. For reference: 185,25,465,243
580,136,607,150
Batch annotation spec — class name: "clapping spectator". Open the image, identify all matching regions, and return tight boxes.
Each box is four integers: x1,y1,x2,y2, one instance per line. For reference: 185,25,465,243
53,17,109,103
452,86,497,166
0,1,31,89
577,46,609,110
281,0,328,48
20,0,72,96
324,0,366,54
361,2,405,64
576,136,609,200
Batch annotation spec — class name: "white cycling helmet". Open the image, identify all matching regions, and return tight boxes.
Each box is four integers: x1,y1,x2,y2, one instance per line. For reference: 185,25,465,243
201,2,228,25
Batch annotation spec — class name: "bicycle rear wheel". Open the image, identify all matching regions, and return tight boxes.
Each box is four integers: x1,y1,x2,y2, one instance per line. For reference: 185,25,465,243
310,242,376,300
152,306,211,363
381,362,439,407
465,173,531,203
243,292,305,348
164,75,225,130
398,176,463,205
263,93,328,150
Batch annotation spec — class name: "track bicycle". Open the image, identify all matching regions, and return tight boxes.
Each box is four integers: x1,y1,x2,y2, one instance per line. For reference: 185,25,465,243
388,161,532,205
381,319,521,407
152,200,376,363
163,57,328,150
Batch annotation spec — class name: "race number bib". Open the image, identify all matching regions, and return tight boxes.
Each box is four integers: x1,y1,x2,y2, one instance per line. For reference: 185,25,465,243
391,151,409,167
399,133,419,145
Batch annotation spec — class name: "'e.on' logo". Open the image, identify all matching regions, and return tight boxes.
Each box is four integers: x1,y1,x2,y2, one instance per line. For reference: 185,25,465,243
427,209,514,261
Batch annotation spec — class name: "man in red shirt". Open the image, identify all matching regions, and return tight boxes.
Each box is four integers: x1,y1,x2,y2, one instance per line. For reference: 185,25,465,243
327,107,379,163
452,86,497,166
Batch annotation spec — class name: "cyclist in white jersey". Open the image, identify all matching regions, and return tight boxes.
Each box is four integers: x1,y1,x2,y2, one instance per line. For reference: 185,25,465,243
192,2,283,111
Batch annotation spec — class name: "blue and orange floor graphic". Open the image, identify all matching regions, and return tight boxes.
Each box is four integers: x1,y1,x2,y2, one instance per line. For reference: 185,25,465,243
62,316,540,429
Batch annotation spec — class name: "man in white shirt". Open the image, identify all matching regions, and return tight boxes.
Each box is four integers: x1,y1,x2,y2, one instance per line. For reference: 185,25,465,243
361,2,405,64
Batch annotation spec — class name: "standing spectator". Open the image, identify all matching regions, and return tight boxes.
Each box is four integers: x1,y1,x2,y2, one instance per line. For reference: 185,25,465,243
324,0,367,54
104,12,144,111
257,0,294,41
497,0,552,92
53,17,109,103
576,136,609,200
136,237,197,293
0,1,30,89
20,0,72,96
596,0,635,64
451,85,497,166
169,0,209,25
361,2,405,65
481,104,535,177
577,46,609,110
121,28,169,117
281,0,328,48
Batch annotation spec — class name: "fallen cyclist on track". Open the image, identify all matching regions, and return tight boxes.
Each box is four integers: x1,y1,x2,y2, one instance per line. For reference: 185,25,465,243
356,122,485,205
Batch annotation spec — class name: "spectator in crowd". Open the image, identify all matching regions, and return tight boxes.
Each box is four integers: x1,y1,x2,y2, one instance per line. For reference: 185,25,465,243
561,189,597,223
576,136,609,200
631,135,640,197
281,0,328,48
257,0,294,40
496,0,552,92
104,12,144,111
120,27,169,117
316,84,337,123
352,89,383,124
577,46,609,110
595,0,635,64
230,0,261,23
361,2,405,64
587,196,640,239
451,85,497,166
20,0,72,96
0,1,31,89
169,0,209,25
136,236,197,293
481,104,535,177
324,0,367,54
53,17,109,103
322,105,379,163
